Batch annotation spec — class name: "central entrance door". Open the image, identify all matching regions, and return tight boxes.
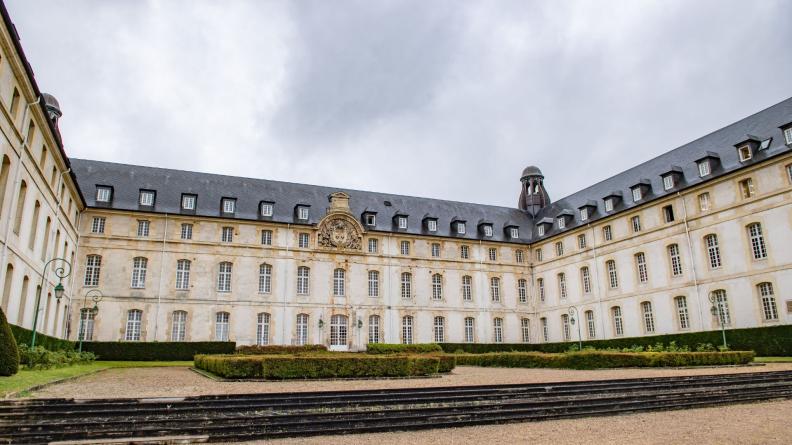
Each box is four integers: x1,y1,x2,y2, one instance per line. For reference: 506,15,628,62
329,314,348,351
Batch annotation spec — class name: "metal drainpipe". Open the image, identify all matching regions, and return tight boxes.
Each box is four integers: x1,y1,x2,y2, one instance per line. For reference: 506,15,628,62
385,233,393,344
152,213,168,340
281,223,290,345
589,223,607,338
678,192,704,328
0,96,40,323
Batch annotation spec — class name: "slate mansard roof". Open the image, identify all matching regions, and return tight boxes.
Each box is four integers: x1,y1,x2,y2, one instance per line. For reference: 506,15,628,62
70,159,534,243
70,96,792,245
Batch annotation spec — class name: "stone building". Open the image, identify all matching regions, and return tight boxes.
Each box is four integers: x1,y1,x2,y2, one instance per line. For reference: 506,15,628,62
0,3,790,349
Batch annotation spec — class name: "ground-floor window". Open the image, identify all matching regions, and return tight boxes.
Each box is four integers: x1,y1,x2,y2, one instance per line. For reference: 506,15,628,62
520,318,530,343
125,309,142,341
464,317,475,343
433,316,445,342
296,313,309,345
330,314,348,346
215,312,230,341
171,310,187,341
368,315,380,343
79,308,95,341
493,317,503,343
585,310,596,339
402,315,413,344
257,312,270,345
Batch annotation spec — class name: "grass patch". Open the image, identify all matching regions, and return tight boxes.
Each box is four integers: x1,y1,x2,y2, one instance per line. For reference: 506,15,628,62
0,360,192,397
755,357,792,363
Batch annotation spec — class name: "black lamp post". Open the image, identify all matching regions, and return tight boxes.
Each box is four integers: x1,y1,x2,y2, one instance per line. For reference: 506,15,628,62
30,258,71,348
708,293,728,350
78,289,103,353
568,306,583,351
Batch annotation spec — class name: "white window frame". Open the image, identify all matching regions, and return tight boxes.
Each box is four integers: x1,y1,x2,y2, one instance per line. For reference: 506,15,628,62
84,255,101,287
400,272,412,299
431,243,440,257
181,223,193,240
604,198,613,212
461,275,473,301
368,270,379,297
256,313,270,345
176,259,191,290
558,273,567,299
221,226,233,243
603,225,612,241
261,230,272,245
738,145,752,162
521,318,530,343
125,309,142,341
612,306,624,336
740,178,755,199
260,202,274,217
557,218,565,230
297,266,310,295
402,316,413,345
669,244,683,277
181,194,196,210
632,187,642,202
296,314,309,345
607,259,618,288
130,257,147,289
784,127,792,145
636,252,648,283
298,233,310,248
517,278,527,303
580,207,588,221
675,296,689,330
578,233,587,249
431,274,443,300
642,301,655,333
537,225,545,236
581,267,591,294
91,217,105,234
456,222,466,234
493,317,503,343
747,223,767,260
217,262,232,292
433,316,445,342
488,247,497,261
297,206,309,220
368,315,380,343
258,263,272,294
137,220,150,237
96,186,111,203
510,227,519,238
586,310,596,339
222,198,235,214
400,240,410,255
398,216,407,229
365,214,376,226
427,219,437,232
538,277,545,302
631,215,641,232
698,160,711,177
490,277,501,302
663,175,674,190
333,268,346,297
460,245,469,259
464,317,475,343
139,190,155,206
171,311,187,342
483,225,493,237
698,192,711,211
368,238,378,253
515,249,524,263
215,312,230,341
758,282,778,321
705,234,721,269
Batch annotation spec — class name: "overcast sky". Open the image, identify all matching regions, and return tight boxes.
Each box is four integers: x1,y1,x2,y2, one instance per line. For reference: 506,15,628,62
7,0,792,207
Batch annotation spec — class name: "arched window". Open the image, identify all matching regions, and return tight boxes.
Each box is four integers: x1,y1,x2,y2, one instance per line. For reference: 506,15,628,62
256,312,270,345
28,200,40,250
431,274,443,300
580,267,591,294
215,312,230,341
461,275,473,301
493,317,503,343
464,317,475,343
521,318,530,343
400,272,412,299
296,313,309,345
711,289,731,326
40,217,51,261
125,309,142,341
79,308,95,341
368,315,381,344
171,310,187,341
668,244,683,276
131,257,148,289
606,260,618,288
635,252,648,283
747,223,767,259
585,310,596,339
330,314,348,346
758,283,778,321
557,273,567,299
490,277,501,302
433,316,445,342
175,259,191,290
0,155,12,214
537,277,545,301
17,276,29,323
217,262,232,292
258,263,272,294
13,180,27,235
561,314,570,341
297,266,310,295
368,270,379,297
704,234,721,268
641,301,655,333
540,317,549,342
333,268,345,297
517,278,527,303
611,306,624,336
84,255,101,286
401,315,413,344
675,296,690,330
0,264,13,312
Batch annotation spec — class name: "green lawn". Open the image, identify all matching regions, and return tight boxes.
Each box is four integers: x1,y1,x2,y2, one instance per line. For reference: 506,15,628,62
754,356,792,363
0,361,192,398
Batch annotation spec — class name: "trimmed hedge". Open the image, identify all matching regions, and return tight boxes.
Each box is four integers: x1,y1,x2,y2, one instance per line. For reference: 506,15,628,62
236,344,327,355
435,354,456,373
451,351,755,370
440,325,792,356
81,341,236,361
195,354,441,379
0,308,19,376
366,343,443,354
10,324,74,351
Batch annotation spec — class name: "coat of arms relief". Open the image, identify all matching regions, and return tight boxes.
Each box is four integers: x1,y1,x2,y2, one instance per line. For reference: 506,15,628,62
316,192,364,250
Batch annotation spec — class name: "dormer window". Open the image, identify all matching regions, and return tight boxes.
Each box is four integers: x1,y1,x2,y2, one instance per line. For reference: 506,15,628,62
510,227,519,239
538,225,545,236
427,220,437,232
260,202,274,217
297,206,309,221
698,160,711,177
365,214,376,226
483,225,493,237
580,208,588,221
222,198,236,214
181,194,196,210
662,174,674,190
631,187,642,202
454,221,466,234
398,216,407,229
96,186,112,203
557,218,565,230
738,145,752,162
784,127,792,145
139,190,155,206
604,198,614,212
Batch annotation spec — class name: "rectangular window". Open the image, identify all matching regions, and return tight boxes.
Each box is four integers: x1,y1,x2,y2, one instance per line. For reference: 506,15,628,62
259,264,272,293
675,296,690,330
537,225,545,236
125,310,142,341
222,198,235,214
176,259,191,290
631,215,641,232
636,252,648,283
562,314,571,341
398,216,407,229
669,244,683,276
521,319,530,343
663,175,674,190
490,277,500,302
215,312,230,341
137,220,150,237
139,190,155,206
181,223,193,240
558,273,567,299
606,260,618,289
460,245,469,259
261,230,272,245
536,248,543,261
431,243,440,257
758,282,778,321
462,275,473,301
217,263,232,292
784,127,792,145
580,208,588,221
488,247,497,261
557,219,565,229
518,278,527,303
632,187,642,202
515,249,524,263
260,203,273,217
221,227,234,243
78,309,95,341
181,194,196,210
298,233,310,248
603,225,612,241
698,161,711,177
400,240,410,255
298,206,309,220
427,219,437,232
705,234,721,268
555,242,563,256
493,318,503,343
433,317,445,342
84,255,101,286
577,234,586,249
738,145,752,162
698,193,711,211
368,316,380,344
786,164,792,183
541,318,548,342
368,238,378,253
130,257,148,289
457,222,466,234
296,314,308,345
297,267,310,295
663,205,675,223
402,316,413,344
739,178,755,199
586,311,596,339
171,311,187,342
96,186,111,202
581,267,591,294
747,223,767,260
368,271,379,297
642,301,655,333
365,214,376,226
604,198,613,212
464,318,475,343
484,225,493,236
537,278,545,302
612,307,624,336
91,217,105,234
510,227,519,238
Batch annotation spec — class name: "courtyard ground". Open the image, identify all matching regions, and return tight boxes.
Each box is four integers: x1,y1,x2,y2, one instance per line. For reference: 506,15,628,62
27,362,792,399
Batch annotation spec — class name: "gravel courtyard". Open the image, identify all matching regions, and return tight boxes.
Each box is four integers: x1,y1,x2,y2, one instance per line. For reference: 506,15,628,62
29,363,792,399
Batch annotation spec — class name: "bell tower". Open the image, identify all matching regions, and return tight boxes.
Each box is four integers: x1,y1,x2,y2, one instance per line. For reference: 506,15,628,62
518,166,550,215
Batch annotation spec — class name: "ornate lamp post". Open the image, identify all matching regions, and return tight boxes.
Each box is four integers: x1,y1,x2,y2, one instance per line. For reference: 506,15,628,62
708,293,728,350
78,289,103,353
568,306,583,351
30,258,71,348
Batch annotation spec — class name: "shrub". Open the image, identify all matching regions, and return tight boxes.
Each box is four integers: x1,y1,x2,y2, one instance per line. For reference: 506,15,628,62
236,344,327,355
366,343,443,354
9,324,74,351
0,308,19,376
17,344,96,369
195,354,441,379
435,354,456,373
450,351,754,370
81,341,235,361
440,325,792,356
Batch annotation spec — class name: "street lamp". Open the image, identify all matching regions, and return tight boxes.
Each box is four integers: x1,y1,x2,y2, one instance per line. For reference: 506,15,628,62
30,258,71,348
708,293,728,350
78,289,104,353
568,306,583,351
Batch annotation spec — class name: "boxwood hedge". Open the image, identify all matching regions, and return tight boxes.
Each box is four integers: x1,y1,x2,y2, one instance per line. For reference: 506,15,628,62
10,324,74,351
366,343,443,354
440,325,792,356
236,344,327,355
451,351,754,370
1,309,19,376
81,341,236,360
